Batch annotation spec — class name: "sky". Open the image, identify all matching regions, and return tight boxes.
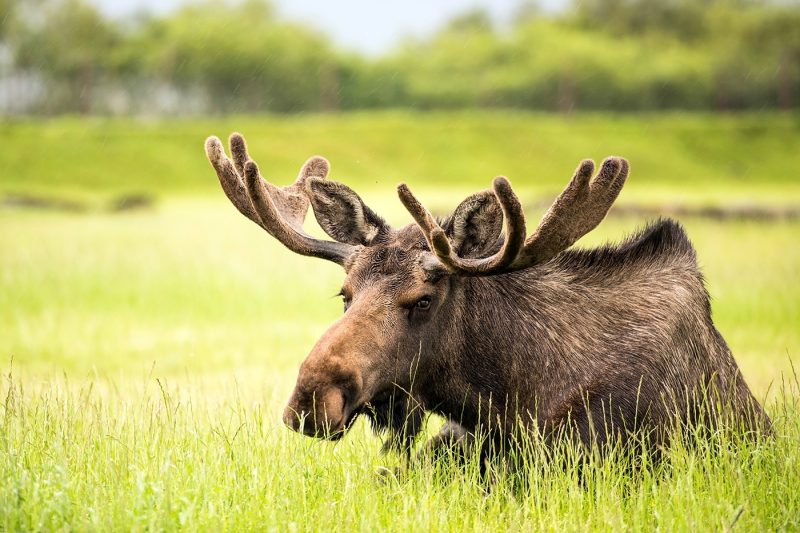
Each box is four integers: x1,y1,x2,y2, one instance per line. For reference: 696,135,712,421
91,0,565,55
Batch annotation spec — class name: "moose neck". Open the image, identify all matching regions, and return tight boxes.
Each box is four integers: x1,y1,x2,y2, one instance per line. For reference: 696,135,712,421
421,270,547,432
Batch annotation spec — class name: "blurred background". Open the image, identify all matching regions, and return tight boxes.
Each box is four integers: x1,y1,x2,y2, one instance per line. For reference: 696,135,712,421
2,0,800,115
0,0,798,400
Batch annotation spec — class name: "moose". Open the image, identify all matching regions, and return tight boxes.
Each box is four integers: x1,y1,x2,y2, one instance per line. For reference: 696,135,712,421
205,133,769,461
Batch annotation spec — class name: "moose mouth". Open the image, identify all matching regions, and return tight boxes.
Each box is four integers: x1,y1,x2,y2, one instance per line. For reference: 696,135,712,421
325,390,408,440
285,388,401,440
315,390,397,441
327,404,365,440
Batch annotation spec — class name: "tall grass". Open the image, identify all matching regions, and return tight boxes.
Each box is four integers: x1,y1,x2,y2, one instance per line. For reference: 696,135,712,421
2,366,798,531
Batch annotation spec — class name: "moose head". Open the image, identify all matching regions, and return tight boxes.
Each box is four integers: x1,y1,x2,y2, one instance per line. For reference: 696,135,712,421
204,133,630,443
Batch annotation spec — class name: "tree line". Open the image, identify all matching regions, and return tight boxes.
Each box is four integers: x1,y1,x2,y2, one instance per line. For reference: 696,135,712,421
1,0,798,114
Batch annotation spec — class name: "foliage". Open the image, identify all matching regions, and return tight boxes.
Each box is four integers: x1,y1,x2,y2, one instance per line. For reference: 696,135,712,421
122,1,336,113
1,0,799,113
8,0,121,113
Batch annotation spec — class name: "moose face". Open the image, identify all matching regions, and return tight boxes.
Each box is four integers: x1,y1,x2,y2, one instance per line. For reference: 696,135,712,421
280,199,520,439
282,229,454,438
205,132,628,441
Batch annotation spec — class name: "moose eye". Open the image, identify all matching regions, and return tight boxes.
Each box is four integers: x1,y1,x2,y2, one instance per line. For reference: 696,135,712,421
415,296,432,310
338,291,351,313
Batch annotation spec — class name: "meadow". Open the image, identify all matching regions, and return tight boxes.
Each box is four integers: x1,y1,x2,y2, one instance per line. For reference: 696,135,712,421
1,112,799,530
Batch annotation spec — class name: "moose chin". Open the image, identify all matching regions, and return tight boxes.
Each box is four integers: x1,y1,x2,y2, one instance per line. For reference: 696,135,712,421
205,132,770,463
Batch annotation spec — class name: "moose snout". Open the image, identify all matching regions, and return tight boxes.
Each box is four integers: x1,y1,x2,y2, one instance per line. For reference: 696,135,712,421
282,386,350,439
282,324,369,439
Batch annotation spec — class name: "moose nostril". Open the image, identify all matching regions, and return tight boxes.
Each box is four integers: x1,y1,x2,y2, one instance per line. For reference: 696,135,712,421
282,407,303,431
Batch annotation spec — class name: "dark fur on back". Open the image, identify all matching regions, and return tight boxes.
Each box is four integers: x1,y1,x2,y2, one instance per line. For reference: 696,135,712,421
554,218,696,274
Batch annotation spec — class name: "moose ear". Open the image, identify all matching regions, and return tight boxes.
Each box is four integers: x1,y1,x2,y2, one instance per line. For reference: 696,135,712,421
305,177,388,246
442,190,503,258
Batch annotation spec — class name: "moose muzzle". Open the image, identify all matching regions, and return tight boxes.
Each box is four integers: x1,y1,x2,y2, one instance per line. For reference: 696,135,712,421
281,313,375,439
282,384,353,439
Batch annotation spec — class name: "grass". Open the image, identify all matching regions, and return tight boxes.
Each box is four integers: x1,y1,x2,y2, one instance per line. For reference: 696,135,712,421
2,111,800,205
2,373,798,531
1,111,799,530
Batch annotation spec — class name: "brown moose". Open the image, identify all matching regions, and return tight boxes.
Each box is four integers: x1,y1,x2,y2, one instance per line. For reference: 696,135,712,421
205,133,769,461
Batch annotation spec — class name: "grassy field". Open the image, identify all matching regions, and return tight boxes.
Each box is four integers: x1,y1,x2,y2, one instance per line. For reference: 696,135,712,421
1,112,799,530
2,111,800,204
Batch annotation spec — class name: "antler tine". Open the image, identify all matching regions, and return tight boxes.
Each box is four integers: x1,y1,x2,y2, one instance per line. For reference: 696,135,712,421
490,176,528,269
399,157,628,276
243,160,354,263
398,178,527,275
205,135,261,225
205,133,354,265
512,157,629,268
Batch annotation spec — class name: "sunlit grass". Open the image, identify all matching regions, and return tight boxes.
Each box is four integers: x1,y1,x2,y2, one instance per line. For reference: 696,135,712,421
1,369,798,530
2,112,799,205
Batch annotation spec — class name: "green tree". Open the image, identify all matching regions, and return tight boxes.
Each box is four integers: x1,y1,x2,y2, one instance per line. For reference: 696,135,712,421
12,0,120,113
126,0,338,113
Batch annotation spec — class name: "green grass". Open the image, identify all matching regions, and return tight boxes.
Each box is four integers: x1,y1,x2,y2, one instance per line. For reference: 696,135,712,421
2,204,796,390
1,112,799,530
2,111,800,205
2,373,798,531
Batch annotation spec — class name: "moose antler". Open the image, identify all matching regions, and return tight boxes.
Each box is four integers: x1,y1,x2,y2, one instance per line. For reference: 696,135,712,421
399,157,629,275
398,177,526,274
205,133,355,264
